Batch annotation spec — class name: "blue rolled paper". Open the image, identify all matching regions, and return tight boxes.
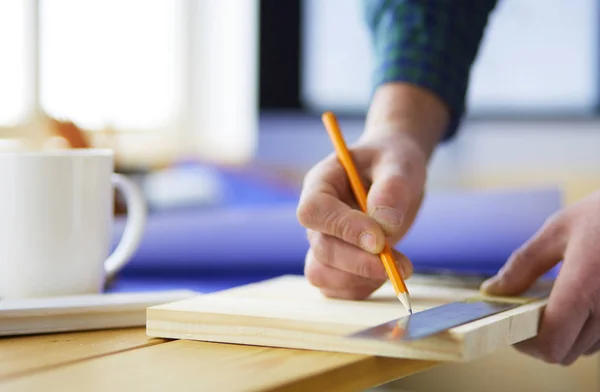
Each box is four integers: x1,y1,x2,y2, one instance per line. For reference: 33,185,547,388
398,186,562,276
113,186,562,278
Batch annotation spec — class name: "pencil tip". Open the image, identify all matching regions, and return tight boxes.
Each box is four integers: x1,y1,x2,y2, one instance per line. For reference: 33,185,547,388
397,292,412,314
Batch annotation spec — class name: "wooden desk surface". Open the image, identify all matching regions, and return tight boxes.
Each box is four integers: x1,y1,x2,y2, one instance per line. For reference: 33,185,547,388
0,327,438,392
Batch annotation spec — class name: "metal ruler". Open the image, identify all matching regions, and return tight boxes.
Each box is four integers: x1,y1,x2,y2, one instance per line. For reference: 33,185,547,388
350,286,552,342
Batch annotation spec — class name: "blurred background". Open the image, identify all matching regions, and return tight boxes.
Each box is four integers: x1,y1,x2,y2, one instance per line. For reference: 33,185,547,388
1,0,600,292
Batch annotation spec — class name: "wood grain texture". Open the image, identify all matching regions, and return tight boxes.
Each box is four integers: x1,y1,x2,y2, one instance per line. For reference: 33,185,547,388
0,338,438,392
146,275,548,362
0,327,166,382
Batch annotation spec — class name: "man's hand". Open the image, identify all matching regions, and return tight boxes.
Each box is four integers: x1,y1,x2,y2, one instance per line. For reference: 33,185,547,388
296,83,449,300
481,190,600,365
297,132,426,299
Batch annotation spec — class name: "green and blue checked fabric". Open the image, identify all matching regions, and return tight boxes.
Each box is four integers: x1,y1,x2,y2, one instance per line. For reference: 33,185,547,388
362,0,498,139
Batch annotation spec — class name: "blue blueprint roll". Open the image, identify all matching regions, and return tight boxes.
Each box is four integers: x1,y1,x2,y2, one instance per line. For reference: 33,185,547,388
113,187,562,278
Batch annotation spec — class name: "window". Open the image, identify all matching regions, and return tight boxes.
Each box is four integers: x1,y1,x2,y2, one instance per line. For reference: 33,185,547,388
300,0,600,116
0,0,259,167
0,0,31,127
40,0,184,132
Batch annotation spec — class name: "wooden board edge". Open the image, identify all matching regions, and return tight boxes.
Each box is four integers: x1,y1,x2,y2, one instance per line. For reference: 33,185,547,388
143,276,548,364
453,299,547,362
145,300,548,364
145,318,463,362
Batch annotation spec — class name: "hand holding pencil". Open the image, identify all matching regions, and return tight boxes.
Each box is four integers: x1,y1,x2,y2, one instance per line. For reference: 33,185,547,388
321,112,412,311
297,110,429,310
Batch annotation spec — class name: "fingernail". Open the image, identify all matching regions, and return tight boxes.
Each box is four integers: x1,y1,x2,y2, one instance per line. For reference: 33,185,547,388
359,232,376,252
372,207,403,227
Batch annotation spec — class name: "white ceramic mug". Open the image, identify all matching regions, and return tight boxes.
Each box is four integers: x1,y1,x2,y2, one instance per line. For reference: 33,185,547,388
0,149,146,298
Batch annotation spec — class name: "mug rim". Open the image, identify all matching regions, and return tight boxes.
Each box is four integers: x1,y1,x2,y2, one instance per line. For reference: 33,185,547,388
0,148,114,157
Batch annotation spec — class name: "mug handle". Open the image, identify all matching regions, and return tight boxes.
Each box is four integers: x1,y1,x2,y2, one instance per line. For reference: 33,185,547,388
105,173,147,277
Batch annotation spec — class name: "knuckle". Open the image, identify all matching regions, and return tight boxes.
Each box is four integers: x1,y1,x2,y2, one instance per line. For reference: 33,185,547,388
325,210,361,244
302,161,325,187
322,209,340,235
340,218,361,244
301,155,337,189
296,198,320,228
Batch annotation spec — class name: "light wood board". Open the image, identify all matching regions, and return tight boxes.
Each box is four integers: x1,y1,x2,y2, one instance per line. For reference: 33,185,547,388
146,275,549,362
0,335,438,392
0,328,167,382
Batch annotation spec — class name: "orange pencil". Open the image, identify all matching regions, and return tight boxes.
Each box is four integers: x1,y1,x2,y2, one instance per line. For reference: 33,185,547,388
321,111,412,313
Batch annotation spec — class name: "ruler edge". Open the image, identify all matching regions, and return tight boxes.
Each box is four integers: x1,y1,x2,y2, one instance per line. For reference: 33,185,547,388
349,300,521,343
348,282,552,342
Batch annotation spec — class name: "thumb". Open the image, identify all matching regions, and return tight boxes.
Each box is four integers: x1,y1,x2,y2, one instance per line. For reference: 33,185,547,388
481,215,567,295
367,153,424,240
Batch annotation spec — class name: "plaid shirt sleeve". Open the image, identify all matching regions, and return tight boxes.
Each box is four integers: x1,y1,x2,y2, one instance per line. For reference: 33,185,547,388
363,0,498,140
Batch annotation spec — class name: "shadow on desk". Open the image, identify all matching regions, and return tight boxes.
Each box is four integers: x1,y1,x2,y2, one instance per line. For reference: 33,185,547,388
373,346,598,392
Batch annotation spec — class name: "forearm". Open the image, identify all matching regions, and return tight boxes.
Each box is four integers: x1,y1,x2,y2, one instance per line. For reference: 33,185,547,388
364,82,449,160
362,0,497,147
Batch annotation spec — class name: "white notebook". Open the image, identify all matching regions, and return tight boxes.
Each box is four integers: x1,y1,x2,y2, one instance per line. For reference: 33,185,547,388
0,290,196,336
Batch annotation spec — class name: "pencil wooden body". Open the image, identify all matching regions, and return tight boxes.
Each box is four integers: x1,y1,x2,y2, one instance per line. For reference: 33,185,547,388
381,244,408,295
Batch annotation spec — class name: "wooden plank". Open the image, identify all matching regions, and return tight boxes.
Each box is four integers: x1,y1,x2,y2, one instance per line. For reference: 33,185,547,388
0,327,166,382
0,290,195,337
146,275,548,362
0,338,438,392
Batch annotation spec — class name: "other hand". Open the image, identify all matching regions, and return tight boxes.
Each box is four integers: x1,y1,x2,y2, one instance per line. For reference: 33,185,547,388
481,190,600,365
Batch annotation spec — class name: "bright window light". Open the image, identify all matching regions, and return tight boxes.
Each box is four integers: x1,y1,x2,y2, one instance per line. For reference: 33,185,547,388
0,0,30,126
192,0,259,163
39,0,184,131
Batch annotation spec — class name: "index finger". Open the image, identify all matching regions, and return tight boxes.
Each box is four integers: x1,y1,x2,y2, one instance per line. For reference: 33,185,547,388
301,152,371,202
297,154,385,253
